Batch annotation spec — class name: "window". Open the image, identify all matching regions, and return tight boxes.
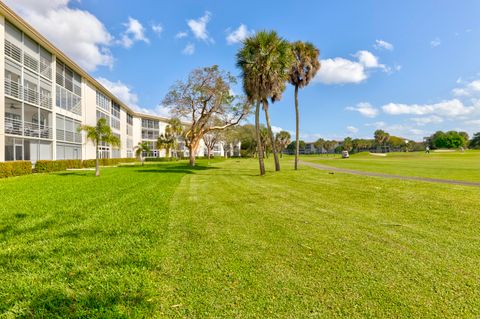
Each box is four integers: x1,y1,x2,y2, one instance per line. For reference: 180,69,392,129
56,114,81,144
96,90,110,112
56,60,81,115
56,143,81,160
112,102,120,118
127,113,133,125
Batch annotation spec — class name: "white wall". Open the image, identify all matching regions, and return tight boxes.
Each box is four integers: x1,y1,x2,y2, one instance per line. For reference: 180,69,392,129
0,16,5,161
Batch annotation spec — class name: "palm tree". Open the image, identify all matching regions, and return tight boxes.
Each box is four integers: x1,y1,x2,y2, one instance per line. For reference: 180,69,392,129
79,118,120,177
237,30,293,175
157,123,179,158
134,141,151,166
276,130,291,158
288,41,321,170
167,118,183,158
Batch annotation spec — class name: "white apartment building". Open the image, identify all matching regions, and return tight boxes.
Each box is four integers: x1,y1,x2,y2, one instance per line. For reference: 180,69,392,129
0,3,238,163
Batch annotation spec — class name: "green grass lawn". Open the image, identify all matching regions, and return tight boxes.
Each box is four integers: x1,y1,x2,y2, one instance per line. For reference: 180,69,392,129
302,150,480,182
1,158,480,317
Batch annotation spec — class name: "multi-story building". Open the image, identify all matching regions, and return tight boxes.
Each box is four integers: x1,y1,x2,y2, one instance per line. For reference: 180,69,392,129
0,3,238,162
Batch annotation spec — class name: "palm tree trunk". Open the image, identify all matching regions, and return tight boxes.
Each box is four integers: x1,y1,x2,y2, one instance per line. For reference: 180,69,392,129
95,143,100,177
263,99,280,171
294,84,300,170
255,102,265,175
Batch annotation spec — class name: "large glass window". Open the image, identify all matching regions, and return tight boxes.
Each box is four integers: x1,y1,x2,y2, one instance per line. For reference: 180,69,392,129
96,90,110,112
56,114,81,144
56,60,81,115
4,137,52,162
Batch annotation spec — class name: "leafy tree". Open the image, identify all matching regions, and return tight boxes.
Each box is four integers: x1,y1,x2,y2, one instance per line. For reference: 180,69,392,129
323,140,337,154
162,65,249,167
469,132,480,149
237,30,293,174
202,129,222,159
429,130,467,149
374,129,390,146
342,137,353,151
287,140,305,153
275,131,291,158
313,138,325,153
237,124,257,157
288,41,321,170
80,118,120,177
134,141,151,166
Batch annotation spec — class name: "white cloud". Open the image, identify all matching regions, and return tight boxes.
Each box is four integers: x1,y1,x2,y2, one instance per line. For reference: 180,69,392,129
120,17,149,48
182,43,195,55
315,57,367,84
382,99,474,117
354,50,388,71
187,11,213,43
152,24,163,36
226,24,253,45
5,0,114,71
315,50,387,84
374,39,394,51
346,102,379,118
175,31,188,39
347,126,359,133
271,126,283,134
96,77,139,108
465,119,480,126
430,37,441,47
452,79,480,97
410,115,444,126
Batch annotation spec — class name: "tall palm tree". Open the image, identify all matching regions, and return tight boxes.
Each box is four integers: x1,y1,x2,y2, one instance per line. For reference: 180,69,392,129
289,41,321,170
237,30,293,175
134,141,151,166
167,118,184,158
79,118,120,177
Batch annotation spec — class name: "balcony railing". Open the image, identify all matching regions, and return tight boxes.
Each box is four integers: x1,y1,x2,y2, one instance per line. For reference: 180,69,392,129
5,78,21,100
5,39,22,63
5,117,53,139
5,78,52,109
24,86,39,105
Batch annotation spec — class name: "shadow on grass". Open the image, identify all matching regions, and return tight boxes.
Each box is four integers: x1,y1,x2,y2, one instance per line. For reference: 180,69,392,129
55,171,93,177
20,288,149,318
135,164,219,174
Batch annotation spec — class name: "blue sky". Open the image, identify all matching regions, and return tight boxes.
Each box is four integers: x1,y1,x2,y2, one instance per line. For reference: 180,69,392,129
8,0,480,141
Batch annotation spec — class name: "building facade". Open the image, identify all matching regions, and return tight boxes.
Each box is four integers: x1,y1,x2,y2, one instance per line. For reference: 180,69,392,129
0,3,237,163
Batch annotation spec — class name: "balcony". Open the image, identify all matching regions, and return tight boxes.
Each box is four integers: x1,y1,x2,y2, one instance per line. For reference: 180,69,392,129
5,117,53,139
5,78,52,109
5,78,21,100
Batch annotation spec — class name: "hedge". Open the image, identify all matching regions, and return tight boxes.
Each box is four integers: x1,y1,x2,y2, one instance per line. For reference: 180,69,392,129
145,157,179,162
35,159,83,173
35,158,137,173
0,161,32,178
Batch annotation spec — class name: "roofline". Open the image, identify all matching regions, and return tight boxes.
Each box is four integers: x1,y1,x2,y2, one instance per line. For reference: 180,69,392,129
0,1,169,121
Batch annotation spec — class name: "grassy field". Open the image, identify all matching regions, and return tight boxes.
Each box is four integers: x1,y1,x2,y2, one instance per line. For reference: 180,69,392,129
1,157,480,317
302,150,480,182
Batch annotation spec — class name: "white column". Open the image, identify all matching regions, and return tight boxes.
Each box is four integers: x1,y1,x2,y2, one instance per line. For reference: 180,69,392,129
51,55,57,160
0,16,5,161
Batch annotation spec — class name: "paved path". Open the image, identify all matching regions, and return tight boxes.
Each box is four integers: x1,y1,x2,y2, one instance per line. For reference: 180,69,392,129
299,160,480,187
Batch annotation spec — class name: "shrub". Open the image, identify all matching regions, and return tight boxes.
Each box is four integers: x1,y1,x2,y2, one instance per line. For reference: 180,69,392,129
0,161,32,178
145,157,178,162
35,160,83,173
